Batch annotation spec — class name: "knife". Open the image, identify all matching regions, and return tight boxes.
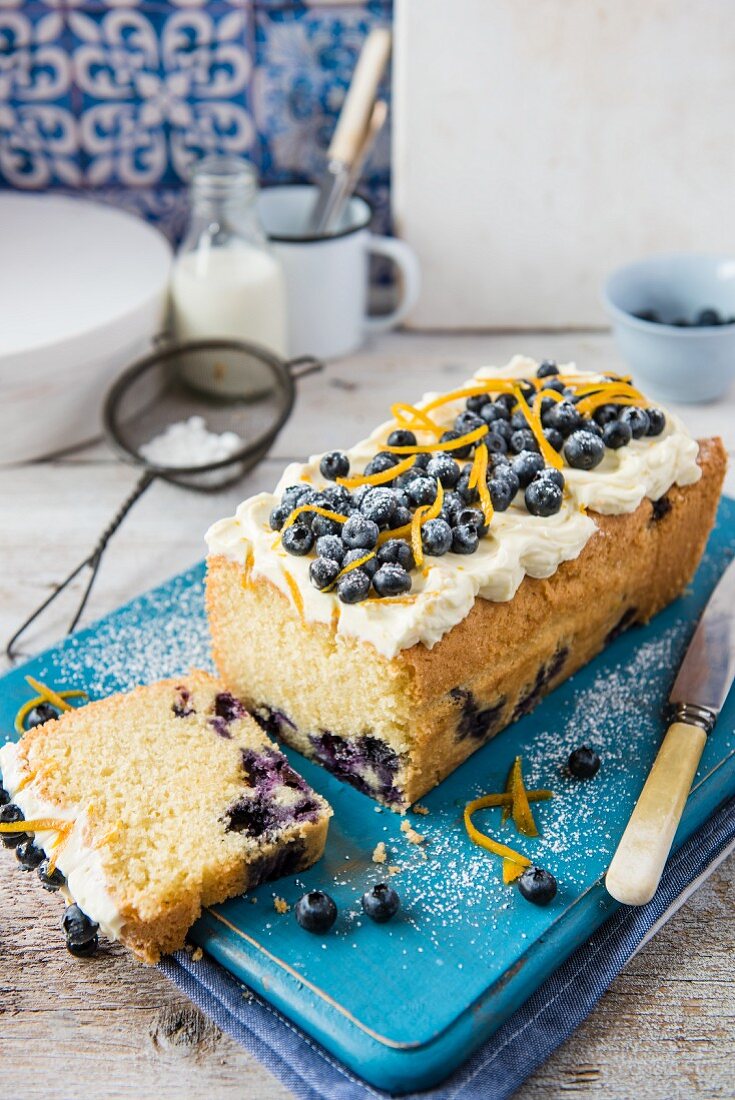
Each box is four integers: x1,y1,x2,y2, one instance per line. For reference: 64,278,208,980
307,28,392,236
606,555,735,906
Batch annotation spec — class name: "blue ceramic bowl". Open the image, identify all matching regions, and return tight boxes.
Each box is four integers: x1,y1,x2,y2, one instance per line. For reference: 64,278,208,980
603,253,735,403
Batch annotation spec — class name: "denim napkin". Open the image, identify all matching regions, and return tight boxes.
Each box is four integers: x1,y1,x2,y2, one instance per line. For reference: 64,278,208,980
161,796,735,1100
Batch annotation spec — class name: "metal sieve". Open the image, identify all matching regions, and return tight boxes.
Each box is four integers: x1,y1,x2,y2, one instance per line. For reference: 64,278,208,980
7,339,321,660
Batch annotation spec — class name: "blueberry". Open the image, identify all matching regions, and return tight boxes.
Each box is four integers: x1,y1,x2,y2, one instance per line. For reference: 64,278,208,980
518,379,536,401
457,507,488,538
25,702,59,728
387,428,416,448
352,484,372,508
406,477,438,507
536,466,564,488
488,475,517,512
281,523,314,556
489,452,513,473
319,451,350,481
510,428,539,455
602,419,632,450
315,534,346,564
0,804,26,848
62,904,99,949
645,408,666,437
373,563,412,597
281,484,312,509
269,503,291,532
295,890,338,933
543,424,567,451
518,866,557,906
439,490,464,525
342,548,378,578
495,392,516,412
539,396,556,417
563,430,605,471
311,513,341,538
321,484,352,512
309,557,341,591
337,570,371,604
421,518,453,556
466,393,491,413
389,506,413,529
619,407,650,439
37,859,65,891
426,454,461,488
537,359,559,378
454,411,486,435
525,477,563,517
481,401,511,425
542,378,566,395
360,487,397,526
16,840,44,870
696,307,721,326
452,523,480,554
484,431,509,456
362,883,401,924
376,539,415,571
543,400,583,438
511,450,546,488
364,452,399,479
342,514,379,550
412,452,431,470
568,745,601,778
456,473,479,504
583,419,603,438
395,467,422,489
510,410,529,432
593,403,620,426
440,429,473,460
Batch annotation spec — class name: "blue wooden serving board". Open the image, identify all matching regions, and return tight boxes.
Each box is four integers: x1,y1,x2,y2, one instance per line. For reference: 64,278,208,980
2,501,735,1094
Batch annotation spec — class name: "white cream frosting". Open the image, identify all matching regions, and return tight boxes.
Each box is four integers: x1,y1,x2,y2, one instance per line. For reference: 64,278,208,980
206,357,702,659
0,740,124,940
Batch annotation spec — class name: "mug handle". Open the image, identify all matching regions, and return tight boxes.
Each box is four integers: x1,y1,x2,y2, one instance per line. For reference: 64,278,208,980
364,235,421,335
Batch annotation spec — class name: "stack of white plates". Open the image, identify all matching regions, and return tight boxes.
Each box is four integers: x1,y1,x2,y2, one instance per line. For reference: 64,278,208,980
0,194,172,464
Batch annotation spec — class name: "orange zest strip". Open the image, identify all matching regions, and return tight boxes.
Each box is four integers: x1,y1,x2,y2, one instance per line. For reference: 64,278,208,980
503,858,526,884
337,454,416,489
24,677,77,714
15,686,87,735
419,380,518,416
390,402,445,438
509,756,539,838
46,827,74,876
411,505,430,568
464,798,532,868
467,790,554,811
0,818,71,834
514,386,563,470
385,423,489,456
282,570,304,620
575,391,650,416
330,551,376,589
468,443,494,526
280,505,349,535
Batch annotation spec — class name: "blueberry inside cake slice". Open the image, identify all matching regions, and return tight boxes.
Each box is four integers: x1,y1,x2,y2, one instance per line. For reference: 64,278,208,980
206,356,726,810
0,671,331,963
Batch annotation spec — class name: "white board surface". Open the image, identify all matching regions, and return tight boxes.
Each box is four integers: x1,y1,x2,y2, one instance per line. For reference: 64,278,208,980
392,0,735,328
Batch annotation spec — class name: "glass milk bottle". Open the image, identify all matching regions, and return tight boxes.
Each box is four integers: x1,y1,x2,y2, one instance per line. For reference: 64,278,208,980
171,156,287,357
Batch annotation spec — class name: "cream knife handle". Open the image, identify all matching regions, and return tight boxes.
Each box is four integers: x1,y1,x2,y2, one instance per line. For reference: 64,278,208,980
605,721,707,906
329,28,391,165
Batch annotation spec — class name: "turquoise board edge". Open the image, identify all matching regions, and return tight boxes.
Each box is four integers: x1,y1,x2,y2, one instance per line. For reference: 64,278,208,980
0,502,733,1095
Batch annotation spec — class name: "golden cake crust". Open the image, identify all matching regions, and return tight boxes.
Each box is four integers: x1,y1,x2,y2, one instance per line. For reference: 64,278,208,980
207,438,726,808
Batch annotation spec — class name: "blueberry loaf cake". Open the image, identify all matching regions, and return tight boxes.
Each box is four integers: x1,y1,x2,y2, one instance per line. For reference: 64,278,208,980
0,672,331,962
206,356,726,811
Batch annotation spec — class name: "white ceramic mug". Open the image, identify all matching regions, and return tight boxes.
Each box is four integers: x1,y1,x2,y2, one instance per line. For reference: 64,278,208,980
258,184,420,360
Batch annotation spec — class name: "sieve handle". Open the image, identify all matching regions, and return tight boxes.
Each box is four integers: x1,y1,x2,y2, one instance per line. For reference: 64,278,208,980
286,356,324,380
5,471,155,662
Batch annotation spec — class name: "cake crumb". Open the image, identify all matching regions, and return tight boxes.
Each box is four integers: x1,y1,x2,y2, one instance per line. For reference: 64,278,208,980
191,947,203,962
411,803,430,815
388,865,402,876
372,841,387,864
400,820,425,845
273,896,290,914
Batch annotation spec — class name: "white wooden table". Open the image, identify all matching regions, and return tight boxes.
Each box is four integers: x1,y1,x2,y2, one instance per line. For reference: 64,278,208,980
1,331,733,1098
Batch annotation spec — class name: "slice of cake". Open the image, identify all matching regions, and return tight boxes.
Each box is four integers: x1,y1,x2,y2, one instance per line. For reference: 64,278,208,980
0,671,331,963
205,356,726,811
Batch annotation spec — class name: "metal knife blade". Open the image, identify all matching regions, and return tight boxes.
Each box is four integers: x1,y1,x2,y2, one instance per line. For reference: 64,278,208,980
669,555,735,715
